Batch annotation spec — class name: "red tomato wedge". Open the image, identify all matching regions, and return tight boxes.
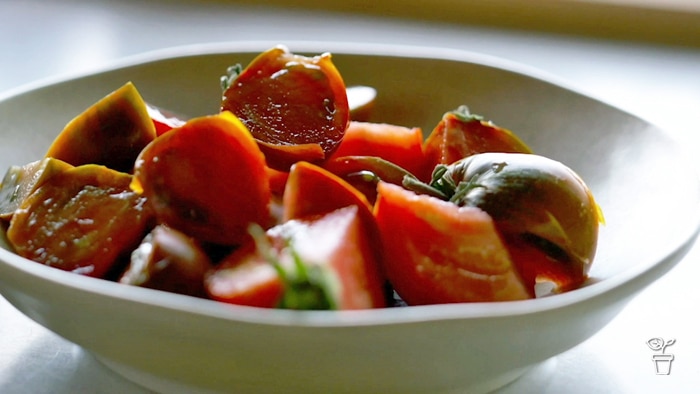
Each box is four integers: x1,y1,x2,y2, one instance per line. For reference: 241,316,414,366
282,160,384,280
282,161,373,223
205,205,386,310
373,182,530,305
221,45,350,171
132,112,271,246
423,106,532,173
326,121,427,179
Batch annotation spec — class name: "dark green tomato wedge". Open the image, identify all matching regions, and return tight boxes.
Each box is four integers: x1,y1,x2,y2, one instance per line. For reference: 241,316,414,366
0,157,72,220
7,164,153,278
46,82,156,173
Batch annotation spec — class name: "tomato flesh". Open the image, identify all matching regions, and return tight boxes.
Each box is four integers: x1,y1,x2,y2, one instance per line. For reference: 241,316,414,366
221,46,350,171
119,225,213,297
374,182,530,304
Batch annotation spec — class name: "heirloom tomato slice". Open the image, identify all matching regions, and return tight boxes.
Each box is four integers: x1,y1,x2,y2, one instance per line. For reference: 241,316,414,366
403,152,602,296
45,82,156,173
7,164,152,278
221,45,350,171
373,182,530,305
326,121,427,179
0,157,73,220
282,161,373,224
205,205,386,310
423,106,531,172
146,103,187,136
422,152,601,281
282,160,384,278
205,241,283,308
132,112,271,246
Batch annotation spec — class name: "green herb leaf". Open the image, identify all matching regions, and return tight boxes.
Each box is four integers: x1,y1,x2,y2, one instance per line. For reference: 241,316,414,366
450,105,484,123
220,63,243,91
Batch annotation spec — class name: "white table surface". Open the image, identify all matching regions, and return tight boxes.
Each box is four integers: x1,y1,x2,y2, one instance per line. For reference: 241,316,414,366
2,1,700,393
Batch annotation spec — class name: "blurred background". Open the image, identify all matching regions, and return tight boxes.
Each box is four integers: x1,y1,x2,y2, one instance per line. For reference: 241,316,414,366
2,0,699,143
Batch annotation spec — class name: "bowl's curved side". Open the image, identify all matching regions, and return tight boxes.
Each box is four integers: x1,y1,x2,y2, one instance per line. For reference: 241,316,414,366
6,232,695,394
0,246,643,394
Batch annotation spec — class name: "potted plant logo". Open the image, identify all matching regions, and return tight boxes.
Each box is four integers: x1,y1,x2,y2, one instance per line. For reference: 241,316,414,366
646,337,675,375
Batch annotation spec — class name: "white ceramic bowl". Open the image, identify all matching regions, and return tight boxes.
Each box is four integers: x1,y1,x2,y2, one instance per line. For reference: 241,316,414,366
1,42,699,394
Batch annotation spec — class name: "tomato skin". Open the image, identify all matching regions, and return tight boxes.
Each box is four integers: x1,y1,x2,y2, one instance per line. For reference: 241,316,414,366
436,152,601,278
132,112,271,246
374,182,530,305
221,45,350,171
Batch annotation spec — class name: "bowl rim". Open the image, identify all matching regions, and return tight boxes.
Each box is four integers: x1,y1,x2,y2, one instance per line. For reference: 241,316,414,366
2,40,700,328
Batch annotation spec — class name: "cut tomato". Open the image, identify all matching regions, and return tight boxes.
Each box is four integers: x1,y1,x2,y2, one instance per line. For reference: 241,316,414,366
206,205,386,310
0,158,73,220
221,45,350,171
132,112,271,246
119,225,213,298
282,161,384,275
266,166,290,196
423,106,531,173
373,182,530,305
282,161,373,223
205,241,283,308
418,152,601,280
45,82,156,173
326,121,427,179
